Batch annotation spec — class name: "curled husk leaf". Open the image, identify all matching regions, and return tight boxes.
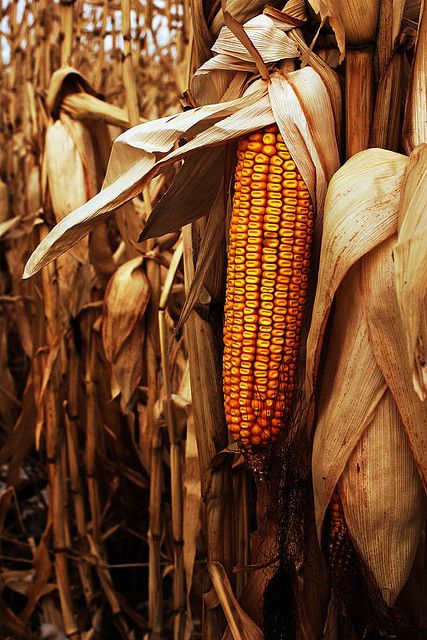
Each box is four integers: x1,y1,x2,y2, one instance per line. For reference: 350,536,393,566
394,144,427,401
24,66,339,278
311,149,427,603
102,257,150,412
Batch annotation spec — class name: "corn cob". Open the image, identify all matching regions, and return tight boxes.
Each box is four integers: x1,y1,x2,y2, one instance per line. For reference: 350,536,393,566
223,124,314,447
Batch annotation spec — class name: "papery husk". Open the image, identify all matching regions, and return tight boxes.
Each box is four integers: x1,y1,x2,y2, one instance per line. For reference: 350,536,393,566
394,144,427,403
362,233,427,487
306,148,408,401
402,2,427,152
24,67,339,278
25,165,41,217
0,180,9,222
313,259,425,606
195,14,299,73
210,0,285,39
340,389,426,605
43,116,97,264
312,262,387,537
307,0,380,56
285,28,342,141
102,256,150,412
269,66,340,223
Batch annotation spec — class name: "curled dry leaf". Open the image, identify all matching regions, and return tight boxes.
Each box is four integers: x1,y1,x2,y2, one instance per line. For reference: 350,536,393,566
24,64,339,279
102,257,150,412
394,144,427,402
23,81,270,277
306,148,408,401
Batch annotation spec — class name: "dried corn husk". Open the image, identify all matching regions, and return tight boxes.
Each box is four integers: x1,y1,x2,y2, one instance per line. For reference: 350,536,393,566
102,256,150,412
24,65,339,278
0,180,9,222
403,3,427,152
44,114,97,266
44,115,97,224
307,0,381,56
311,149,427,605
362,233,427,488
25,166,41,217
306,148,408,400
314,257,426,604
394,144,427,401
210,0,285,38
340,388,425,605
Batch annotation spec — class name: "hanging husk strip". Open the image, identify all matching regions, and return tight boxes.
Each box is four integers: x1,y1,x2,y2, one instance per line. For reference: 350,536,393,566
394,144,427,402
402,2,427,152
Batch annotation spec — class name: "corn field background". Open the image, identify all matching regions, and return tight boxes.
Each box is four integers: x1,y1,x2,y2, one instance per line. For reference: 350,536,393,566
0,0,426,639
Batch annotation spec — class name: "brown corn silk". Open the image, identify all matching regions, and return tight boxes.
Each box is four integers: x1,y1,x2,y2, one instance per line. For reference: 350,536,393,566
223,124,314,447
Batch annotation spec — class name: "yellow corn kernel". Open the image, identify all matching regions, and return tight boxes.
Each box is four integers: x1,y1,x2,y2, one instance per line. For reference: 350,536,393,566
224,124,314,447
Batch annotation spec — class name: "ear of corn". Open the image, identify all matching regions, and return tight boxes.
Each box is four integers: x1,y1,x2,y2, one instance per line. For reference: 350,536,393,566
223,124,314,447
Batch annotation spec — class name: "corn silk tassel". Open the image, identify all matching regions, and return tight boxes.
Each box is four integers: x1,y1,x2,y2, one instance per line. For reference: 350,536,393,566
223,124,314,448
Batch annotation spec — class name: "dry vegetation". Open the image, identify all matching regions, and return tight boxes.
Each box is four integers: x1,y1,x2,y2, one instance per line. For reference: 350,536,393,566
0,1,426,639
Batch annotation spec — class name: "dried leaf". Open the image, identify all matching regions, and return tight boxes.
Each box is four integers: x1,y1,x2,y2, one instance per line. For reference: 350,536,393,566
24,82,270,277
312,262,388,535
403,3,427,152
183,413,202,640
340,389,426,605
176,184,225,332
102,257,149,360
362,233,427,487
0,179,9,222
306,149,408,400
102,257,150,411
139,146,226,242
394,145,427,402
208,561,263,640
